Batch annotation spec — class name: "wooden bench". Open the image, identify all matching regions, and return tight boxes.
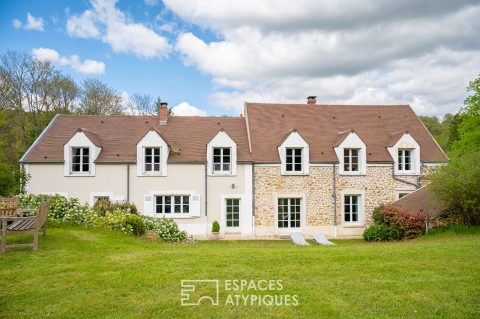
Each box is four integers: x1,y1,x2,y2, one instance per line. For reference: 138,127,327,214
1,201,50,254
0,196,20,216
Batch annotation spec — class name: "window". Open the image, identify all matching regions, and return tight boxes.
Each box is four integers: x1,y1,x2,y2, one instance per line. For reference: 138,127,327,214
397,191,412,199
226,199,240,228
144,147,161,173
343,149,359,172
286,148,302,172
213,147,231,172
71,147,89,173
155,195,190,214
398,149,412,171
278,198,301,228
344,195,359,223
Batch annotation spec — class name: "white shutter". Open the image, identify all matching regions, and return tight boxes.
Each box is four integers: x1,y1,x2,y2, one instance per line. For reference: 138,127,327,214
190,194,201,217
143,195,154,216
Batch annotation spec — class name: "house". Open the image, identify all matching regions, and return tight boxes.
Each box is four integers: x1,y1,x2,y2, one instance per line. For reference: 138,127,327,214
20,98,448,238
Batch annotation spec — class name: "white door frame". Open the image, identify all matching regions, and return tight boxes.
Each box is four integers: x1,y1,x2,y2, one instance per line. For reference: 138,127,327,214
220,195,243,234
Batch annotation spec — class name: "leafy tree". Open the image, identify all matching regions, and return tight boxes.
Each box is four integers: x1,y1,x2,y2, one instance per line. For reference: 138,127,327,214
430,150,480,225
78,79,123,115
452,74,480,155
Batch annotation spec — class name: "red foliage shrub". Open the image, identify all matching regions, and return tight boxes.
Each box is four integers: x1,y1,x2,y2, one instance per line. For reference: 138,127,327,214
380,206,428,239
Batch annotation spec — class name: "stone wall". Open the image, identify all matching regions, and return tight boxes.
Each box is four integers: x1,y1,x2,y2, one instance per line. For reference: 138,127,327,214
254,164,420,236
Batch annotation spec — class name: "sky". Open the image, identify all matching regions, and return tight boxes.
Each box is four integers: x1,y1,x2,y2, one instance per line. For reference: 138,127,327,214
0,0,479,117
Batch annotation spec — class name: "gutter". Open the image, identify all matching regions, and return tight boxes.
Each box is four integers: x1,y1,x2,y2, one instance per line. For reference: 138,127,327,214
126,164,130,202
252,163,256,238
204,161,208,239
19,114,60,163
391,163,419,188
332,163,337,238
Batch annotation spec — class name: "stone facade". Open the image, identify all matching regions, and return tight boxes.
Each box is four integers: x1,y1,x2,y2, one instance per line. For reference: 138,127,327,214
254,164,421,237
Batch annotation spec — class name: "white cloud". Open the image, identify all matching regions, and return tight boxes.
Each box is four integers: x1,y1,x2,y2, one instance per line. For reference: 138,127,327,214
32,48,106,75
166,0,480,116
12,12,44,31
66,0,171,58
12,19,22,29
171,102,208,116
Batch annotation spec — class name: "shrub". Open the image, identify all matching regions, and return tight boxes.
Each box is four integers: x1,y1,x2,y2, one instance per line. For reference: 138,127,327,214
93,210,132,235
93,199,138,216
143,216,192,243
125,214,146,236
363,224,398,242
212,220,220,233
364,205,427,241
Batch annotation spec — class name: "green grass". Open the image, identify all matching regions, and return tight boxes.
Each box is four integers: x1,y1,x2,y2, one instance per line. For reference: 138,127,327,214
1,226,479,319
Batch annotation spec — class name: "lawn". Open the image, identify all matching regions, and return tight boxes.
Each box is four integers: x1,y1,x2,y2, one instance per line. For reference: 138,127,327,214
1,226,479,319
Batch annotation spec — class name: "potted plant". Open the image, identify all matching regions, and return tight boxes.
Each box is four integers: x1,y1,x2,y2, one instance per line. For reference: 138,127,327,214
211,220,220,239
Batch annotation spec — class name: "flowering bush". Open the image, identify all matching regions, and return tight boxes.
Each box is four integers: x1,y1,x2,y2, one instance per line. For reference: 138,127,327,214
364,205,427,241
19,194,191,242
143,216,193,243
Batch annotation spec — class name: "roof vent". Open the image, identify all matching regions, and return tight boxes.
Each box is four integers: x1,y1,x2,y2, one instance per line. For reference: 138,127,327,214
307,96,317,105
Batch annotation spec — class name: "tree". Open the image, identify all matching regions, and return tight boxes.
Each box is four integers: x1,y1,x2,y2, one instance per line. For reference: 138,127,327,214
78,79,123,115
452,74,480,154
430,150,480,225
127,93,157,115
0,51,60,146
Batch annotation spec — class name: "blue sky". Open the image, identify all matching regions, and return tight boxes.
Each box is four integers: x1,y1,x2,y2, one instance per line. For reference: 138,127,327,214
1,0,479,117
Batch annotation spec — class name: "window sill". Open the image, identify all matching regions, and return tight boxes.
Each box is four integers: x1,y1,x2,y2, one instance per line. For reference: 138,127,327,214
339,172,366,176
395,171,418,176
342,224,365,228
281,172,309,176
66,173,95,177
209,173,237,177
138,173,165,177
153,214,198,219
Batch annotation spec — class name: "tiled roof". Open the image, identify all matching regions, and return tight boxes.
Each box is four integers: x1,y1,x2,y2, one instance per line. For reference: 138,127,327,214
22,115,252,163
245,103,447,163
388,185,446,220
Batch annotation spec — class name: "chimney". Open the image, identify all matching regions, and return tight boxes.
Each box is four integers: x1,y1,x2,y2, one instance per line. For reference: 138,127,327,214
159,102,168,125
307,96,317,105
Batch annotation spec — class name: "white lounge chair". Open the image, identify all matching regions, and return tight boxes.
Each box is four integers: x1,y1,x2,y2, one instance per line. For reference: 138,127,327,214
312,233,335,245
290,233,310,246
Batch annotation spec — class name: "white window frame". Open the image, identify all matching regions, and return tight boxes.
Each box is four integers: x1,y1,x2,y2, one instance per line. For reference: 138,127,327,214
341,190,365,226
274,195,306,233
278,131,309,175
136,130,168,177
207,131,237,176
70,147,90,174
396,190,414,200
143,146,161,174
224,198,241,232
397,149,413,173
334,132,366,175
64,130,100,177
212,147,231,173
154,194,191,215
343,148,360,172
387,133,421,176
285,148,303,172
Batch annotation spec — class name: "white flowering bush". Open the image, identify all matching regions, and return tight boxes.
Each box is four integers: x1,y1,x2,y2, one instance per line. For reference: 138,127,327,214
19,194,190,242
142,216,193,243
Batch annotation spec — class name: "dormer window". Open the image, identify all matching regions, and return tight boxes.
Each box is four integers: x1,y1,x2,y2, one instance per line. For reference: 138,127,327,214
334,131,366,175
71,147,89,173
286,148,302,172
343,149,359,172
144,147,161,173
213,147,231,172
136,130,169,177
207,132,237,176
398,149,412,171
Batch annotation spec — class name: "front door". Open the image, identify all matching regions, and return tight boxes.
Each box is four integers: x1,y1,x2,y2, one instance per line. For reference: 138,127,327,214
225,198,240,232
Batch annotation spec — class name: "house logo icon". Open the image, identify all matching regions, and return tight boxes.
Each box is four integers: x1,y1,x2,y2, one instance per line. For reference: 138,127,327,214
180,280,220,306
